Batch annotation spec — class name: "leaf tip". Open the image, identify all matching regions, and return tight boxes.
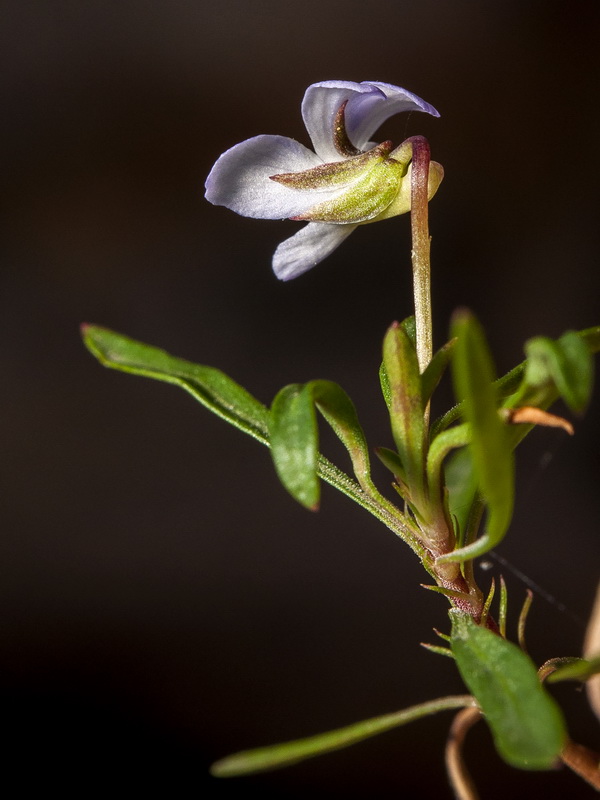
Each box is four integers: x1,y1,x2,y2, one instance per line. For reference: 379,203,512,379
209,756,237,779
450,307,473,325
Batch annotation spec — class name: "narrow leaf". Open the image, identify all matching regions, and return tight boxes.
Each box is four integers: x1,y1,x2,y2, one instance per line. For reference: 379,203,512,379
440,311,514,562
524,332,593,413
307,379,373,492
211,695,476,777
451,612,567,770
555,331,593,412
547,656,600,684
270,384,320,510
379,361,391,409
382,322,425,497
421,338,455,405
443,447,478,546
81,325,269,442
269,380,374,510
421,643,454,658
82,327,422,543
432,324,600,437
374,446,406,482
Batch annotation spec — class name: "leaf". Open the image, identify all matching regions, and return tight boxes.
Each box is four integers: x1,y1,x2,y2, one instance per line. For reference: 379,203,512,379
439,311,514,562
382,322,425,498
451,612,567,770
546,656,600,684
432,324,600,437
210,695,476,777
523,332,593,413
379,361,392,409
269,380,373,510
421,338,455,405
81,324,270,443
443,447,477,545
374,446,406,483
83,325,424,546
270,384,320,510
309,380,373,490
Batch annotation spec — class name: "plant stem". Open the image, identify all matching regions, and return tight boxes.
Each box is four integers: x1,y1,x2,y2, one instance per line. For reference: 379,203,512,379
409,135,433,374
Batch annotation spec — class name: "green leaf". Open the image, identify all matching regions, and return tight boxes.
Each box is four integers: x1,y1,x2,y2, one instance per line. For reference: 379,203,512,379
269,380,374,510
432,325,600,437
451,612,567,770
210,695,476,777
382,322,425,499
309,380,373,491
270,384,320,510
439,311,514,562
379,361,391,409
523,331,593,413
421,338,455,405
374,446,406,483
443,447,477,545
81,324,270,443
546,656,600,684
83,325,424,548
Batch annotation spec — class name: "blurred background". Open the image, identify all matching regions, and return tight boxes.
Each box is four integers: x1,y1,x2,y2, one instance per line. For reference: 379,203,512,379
2,1,599,796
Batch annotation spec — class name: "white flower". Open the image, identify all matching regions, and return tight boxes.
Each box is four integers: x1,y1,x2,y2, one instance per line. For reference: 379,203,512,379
205,80,443,280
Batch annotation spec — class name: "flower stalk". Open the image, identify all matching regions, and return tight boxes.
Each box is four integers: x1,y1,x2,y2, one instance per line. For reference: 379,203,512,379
408,135,434,374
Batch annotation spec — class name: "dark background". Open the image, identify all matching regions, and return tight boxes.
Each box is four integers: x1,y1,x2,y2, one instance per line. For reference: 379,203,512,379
2,1,599,796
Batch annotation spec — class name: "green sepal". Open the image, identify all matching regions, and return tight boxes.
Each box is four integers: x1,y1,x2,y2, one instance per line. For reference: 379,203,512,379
439,311,514,563
81,324,270,443
210,695,475,777
382,321,425,499
270,141,394,191
269,380,373,510
291,144,407,224
451,612,567,770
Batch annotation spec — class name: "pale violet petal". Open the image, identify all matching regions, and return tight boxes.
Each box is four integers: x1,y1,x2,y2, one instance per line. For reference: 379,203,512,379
301,81,382,162
302,80,439,161
272,222,358,281
350,82,439,147
205,135,326,219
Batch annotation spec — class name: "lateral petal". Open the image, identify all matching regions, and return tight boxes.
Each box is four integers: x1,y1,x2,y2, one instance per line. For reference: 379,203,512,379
205,135,326,219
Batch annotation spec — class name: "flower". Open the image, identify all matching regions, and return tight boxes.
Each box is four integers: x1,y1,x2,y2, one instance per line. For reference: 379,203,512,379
205,80,443,281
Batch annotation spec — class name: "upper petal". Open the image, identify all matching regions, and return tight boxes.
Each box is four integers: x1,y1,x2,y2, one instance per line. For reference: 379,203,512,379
302,80,439,162
205,135,326,219
272,222,358,280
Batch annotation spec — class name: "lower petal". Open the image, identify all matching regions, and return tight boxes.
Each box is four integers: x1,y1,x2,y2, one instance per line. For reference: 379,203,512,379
272,222,358,281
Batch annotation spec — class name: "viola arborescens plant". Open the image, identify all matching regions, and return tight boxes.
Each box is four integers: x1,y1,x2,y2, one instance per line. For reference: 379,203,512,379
82,79,600,796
